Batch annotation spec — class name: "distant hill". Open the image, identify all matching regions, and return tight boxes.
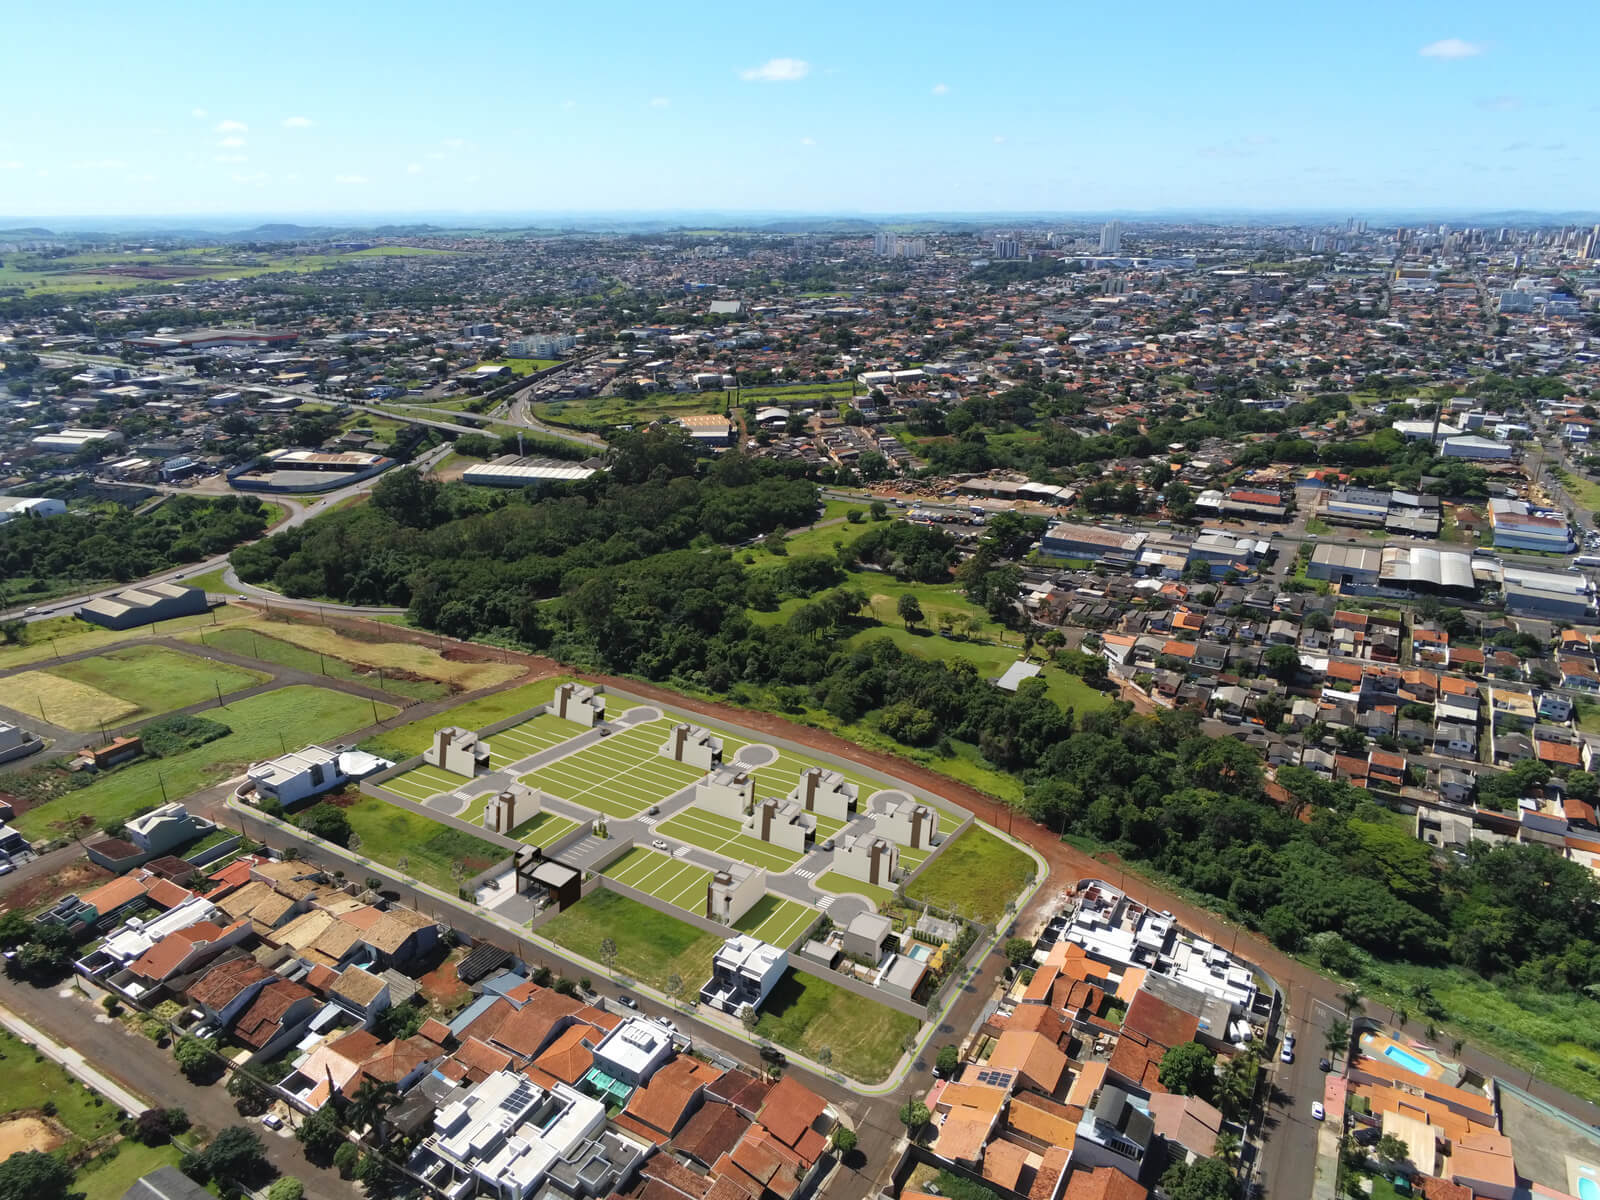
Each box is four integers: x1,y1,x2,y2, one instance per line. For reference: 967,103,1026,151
0,227,55,237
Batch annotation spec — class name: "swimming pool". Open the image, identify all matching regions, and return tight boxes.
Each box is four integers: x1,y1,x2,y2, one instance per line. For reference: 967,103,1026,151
1383,1044,1432,1075
906,943,933,963
1577,1176,1599,1200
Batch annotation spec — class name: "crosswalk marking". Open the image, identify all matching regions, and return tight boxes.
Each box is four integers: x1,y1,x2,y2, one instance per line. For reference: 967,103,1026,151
793,868,816,880
815,896,834,911
673,846,691,858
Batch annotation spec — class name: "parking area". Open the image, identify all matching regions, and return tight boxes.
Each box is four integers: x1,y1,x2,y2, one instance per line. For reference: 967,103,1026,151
653,807,805,873
487,713,581,770
519,719,703,819
381,762,470,804
603,846,714,914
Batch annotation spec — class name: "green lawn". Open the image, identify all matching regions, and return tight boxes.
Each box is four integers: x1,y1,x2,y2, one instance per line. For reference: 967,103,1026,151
477,358,559,375
0,1027,125,1144
342,796,507,891
814,870,897,909
189,626,448,702
13,685,396,838
733,895,820,948
182,566,244,595
540,888,724,992
905,826,1035,924
752,969,919,1082
519,718,703,819
45,643,270,719
359,678,570,758
531,390,728,432
76,1142,185,1200
0,609,250,670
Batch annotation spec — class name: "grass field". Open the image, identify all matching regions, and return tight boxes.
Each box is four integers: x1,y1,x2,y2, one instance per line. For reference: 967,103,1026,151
906,827,1034,924
476,358,560,375
520,719,703,819
75,1142,185,1200
540,887,724,991
0,1026,124,1145
654,807,805,872
221,619,524,693
507,810,580,847
381,762,472,803
14,685,396,838
486,712,581,769
814,870,897,910
531,390,728,432
187,626,448,701
733,894,819,948
342,795,507,891
31,644,270,729
1,669,139,729
603,846,715,914
183,566,245,595
0,608,251,671
752,969,918,1082
360,678,571,757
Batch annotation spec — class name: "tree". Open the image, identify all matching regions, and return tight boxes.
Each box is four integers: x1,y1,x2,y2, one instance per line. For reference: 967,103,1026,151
830,1126,858,1155
347,1077,399,1144
173,1035,216,1079
1158,1041,1217,1099
135,1107,174,1145
0,1150,73,1200
898,1099,931,1137
599,936,618,976
228,1070,271,1115
816,1045,833,1070
665,972,685,1009
1336,989,1365,1018
741,1007,760,1032
1377,1132,1410,1164
1161,1155,1240,1200
1325,1017,1351,1061
268,1179,306,1200
193,1125,268,1182
1004,937,1034,968
299,802,352,847
296,1102,345,1163
936,1045,961,1077
897,593,925,629
1264,643,1302,682
333,1141,360,1178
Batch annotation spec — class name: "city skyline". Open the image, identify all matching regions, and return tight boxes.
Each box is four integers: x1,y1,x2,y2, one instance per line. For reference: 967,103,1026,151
4,0,1597,216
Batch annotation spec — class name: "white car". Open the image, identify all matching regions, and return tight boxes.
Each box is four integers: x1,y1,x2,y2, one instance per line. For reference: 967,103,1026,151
1281,1031,1296,1063
261,1113,284,1130
651,839,668,851
1310,1101,1325,1121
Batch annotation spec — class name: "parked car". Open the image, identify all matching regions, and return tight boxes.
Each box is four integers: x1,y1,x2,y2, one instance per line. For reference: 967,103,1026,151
1319,1057,1332,1072
1281,1032,1296,1063
261,1113,283,1130
1311,1101,1325,1121
618,994,639,1009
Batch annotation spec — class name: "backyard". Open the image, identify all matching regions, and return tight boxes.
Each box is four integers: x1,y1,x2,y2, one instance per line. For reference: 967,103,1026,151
752,968,919,1083
13,685,396,838
539,887,724,993
905,826,1035,924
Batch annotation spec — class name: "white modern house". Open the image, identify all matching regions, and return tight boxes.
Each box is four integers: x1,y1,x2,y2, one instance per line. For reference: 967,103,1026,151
788,767,857,822
592,1018,675,1087
699,935,787,1016
660,723,722,770
245,746,392,808
425,727,491,777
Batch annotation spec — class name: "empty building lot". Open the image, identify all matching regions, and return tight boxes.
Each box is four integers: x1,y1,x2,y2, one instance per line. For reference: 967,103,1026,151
486,712,580,769
602,846,715,914
519,719,703,818
653,807,805,873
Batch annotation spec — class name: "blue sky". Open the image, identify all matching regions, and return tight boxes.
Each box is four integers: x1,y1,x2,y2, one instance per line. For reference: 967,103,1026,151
3,0,1595,219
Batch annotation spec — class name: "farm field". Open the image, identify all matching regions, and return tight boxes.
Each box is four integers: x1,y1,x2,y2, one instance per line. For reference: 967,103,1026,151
342,795,507,891
519,718,703,819
603,846,715,914
0,608,251,671
360,677,572,757
905,826,1034,924
654,807,805,872
13,685,396,838
187,626,448,701
5,644,270,731
752,968,918,1082
540,887,724,992
733,894,819,949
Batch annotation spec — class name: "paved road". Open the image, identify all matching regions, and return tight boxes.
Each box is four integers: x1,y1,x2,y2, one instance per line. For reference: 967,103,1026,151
0,975,363,1197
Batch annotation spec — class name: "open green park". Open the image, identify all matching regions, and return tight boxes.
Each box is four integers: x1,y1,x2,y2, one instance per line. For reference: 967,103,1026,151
905,826,1035,924
5,644,269,731
13,685,396,838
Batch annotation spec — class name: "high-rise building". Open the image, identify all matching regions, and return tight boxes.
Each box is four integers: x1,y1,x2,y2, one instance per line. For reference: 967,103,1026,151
873,232,926,258
1098,220,1123,255
992,234,1022,260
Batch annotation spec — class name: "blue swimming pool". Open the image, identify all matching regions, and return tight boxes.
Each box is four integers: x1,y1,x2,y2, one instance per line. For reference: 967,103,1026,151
1577,1176,1599,1200
906,944,933,963
1383,1044,1432,1075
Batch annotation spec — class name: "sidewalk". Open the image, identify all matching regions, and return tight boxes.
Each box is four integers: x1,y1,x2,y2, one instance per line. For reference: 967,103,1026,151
0,1000,147,1114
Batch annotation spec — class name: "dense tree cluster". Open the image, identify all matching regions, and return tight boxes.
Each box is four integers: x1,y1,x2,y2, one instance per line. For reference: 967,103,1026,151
0,494,271,587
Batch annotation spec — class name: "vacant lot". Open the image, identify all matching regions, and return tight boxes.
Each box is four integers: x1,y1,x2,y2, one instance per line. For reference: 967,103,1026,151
1,670,139,730
541,887,723,992
520,718,702,819
76,1141,185,1200
191,626,448,701
603,846,714,914
733,894,819,949
532,390,727,432
363,677,570,758
0,1027,123,1146
753,968,918,1082
14,685,395,838
813,870,897,910
906,826,1034,924
0,609,251,671
41,644,269,724
654,807,804,873
222,619,524,692
342,796,507,891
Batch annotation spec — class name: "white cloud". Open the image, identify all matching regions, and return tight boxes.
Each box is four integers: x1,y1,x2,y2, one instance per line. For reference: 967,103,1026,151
282,116,313,128
800,136,815,146
739,57,809,83
190,107,208,119
648,96,670,108
214,154,248,164
406,162,423,174
931,82,950,95
442,137,466,149
1420,38,1484,59
215,118,248,132
219,135,246,148
335,173,368,185
0,160,22,170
